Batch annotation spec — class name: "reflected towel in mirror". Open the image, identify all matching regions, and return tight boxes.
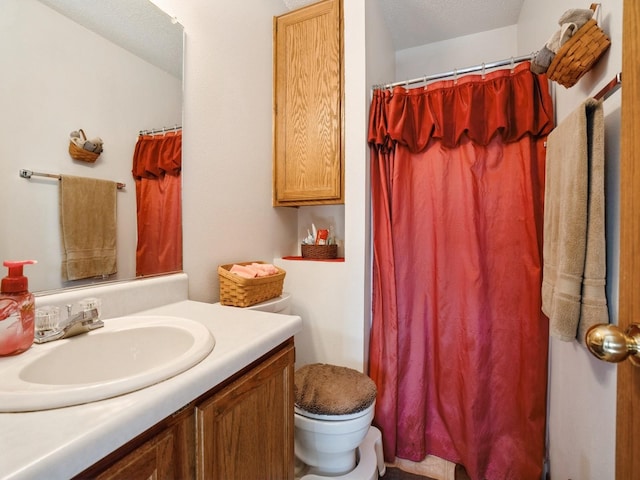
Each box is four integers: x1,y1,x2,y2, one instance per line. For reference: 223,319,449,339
59,175,117,281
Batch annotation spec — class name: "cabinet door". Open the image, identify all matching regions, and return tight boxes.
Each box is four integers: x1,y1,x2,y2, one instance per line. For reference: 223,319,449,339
78,409,194,480
92,411,194,480
196,343,295,480
273,0,343,206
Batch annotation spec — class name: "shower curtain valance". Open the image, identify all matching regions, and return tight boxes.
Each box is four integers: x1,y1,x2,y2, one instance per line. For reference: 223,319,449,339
132,131,182,179
369,62,554,152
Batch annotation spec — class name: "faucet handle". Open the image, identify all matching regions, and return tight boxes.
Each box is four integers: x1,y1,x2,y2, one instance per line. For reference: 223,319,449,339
78,297,102,318
35,306,61,332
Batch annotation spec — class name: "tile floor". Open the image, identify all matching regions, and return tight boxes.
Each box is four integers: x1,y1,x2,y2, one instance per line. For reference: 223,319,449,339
382,466,437,479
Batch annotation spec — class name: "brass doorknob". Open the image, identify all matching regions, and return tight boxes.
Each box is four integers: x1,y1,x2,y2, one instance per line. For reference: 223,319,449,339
585,323,640,366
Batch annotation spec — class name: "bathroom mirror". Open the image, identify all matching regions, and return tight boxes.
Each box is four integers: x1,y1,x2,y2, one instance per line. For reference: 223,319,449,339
0,0,183,293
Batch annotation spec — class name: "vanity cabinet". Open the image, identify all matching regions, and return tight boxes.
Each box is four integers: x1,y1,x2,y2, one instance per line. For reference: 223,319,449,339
92,409,195,480
78,407,195,480
75,339,295,480
196,340,295,479
273,0,344,206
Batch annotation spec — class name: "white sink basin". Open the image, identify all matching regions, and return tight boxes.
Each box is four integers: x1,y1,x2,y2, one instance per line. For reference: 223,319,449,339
0,315,215,412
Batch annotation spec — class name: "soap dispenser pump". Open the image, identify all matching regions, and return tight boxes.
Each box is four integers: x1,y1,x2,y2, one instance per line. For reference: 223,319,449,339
0,260,37,356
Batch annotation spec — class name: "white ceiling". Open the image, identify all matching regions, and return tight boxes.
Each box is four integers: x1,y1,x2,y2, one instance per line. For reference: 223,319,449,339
284,0,525,51
375,0,525,50
36,0,183,79
37,0,526,79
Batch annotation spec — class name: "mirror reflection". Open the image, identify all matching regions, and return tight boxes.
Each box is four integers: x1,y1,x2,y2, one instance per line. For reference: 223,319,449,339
0,0,183,293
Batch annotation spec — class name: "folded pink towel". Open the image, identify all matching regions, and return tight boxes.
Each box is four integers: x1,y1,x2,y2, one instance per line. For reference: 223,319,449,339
250,262,278,275
230,263,278,279
230,264,258,278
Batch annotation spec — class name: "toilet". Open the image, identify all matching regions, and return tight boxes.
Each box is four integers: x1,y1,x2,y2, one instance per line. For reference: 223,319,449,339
230,294,386,479
294,363,385,480
240,292,293,314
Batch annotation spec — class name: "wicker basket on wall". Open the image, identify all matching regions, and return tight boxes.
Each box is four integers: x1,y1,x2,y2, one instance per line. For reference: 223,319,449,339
68,129,100,163
218,261,286,307
546,4,611,88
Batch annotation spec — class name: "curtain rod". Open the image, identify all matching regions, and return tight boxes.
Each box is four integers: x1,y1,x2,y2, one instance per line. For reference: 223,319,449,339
139,124,182,136
373,52,537,90
19,169,126,190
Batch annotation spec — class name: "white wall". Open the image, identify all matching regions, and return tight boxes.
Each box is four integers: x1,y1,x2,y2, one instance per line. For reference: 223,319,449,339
148,0,385,372
278,0,394,372
149,0,299,304
1,0,181,293
395,25,519,80
278,0,374,371
518,2,621,479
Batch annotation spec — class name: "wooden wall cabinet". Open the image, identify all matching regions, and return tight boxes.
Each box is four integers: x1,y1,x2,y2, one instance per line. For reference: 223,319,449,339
75,340,295,480
273,0,344,207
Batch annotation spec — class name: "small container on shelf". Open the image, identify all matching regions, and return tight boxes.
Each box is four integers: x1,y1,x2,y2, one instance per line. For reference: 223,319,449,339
301,244,338,259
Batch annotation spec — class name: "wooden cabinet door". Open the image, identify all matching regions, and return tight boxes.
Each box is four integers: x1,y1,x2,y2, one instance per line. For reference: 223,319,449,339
94,432,175,480
196,342,295,480
90,409,194,480
273,0,343,206
75,406,195,480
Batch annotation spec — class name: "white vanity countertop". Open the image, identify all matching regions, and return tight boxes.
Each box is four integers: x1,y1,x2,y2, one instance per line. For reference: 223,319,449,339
0,299,302,480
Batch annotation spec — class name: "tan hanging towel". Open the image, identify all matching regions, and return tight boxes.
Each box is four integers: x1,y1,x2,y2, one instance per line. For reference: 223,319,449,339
541,98,609,342
59,175,117,281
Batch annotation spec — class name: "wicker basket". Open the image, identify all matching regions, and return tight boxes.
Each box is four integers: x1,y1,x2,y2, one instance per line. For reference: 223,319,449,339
69,129,100,163
218,261,286,307
301,244,338,259
547,5,611,88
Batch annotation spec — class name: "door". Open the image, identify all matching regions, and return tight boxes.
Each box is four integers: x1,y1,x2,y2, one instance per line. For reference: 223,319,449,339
616,0,639,477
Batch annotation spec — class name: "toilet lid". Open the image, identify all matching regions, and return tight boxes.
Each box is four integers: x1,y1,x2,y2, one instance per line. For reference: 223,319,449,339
294,363,377,416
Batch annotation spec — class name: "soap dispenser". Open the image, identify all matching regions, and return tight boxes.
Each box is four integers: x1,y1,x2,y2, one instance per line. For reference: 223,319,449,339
0,260,37,356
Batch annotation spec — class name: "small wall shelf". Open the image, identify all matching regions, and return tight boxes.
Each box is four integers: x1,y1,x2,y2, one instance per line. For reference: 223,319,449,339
281,256,345,262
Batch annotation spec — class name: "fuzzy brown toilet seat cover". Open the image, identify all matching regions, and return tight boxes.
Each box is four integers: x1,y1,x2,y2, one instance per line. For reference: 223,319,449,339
294,363,377,416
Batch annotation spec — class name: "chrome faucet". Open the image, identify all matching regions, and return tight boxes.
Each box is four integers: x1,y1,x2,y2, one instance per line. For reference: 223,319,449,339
34,305,104,344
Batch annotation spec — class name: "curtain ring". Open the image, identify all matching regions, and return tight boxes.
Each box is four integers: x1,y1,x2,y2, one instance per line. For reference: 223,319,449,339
423,75,428,90
510,57,515,74
481,62,486,79
454,68,458,84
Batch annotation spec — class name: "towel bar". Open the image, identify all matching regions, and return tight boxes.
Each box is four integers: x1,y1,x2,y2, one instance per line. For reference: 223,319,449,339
19,169,125,189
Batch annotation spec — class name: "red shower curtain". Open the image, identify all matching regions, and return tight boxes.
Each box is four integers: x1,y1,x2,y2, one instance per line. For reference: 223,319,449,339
368,63,554,480
132,131,182,277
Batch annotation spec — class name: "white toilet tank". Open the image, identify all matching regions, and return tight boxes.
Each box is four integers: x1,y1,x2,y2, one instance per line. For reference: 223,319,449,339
243,293,291,314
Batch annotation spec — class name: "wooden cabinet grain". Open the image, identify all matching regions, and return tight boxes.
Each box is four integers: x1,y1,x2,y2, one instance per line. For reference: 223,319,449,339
273,0,344,206
196,341,295,479
75,340,295,480
78,407,195,480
